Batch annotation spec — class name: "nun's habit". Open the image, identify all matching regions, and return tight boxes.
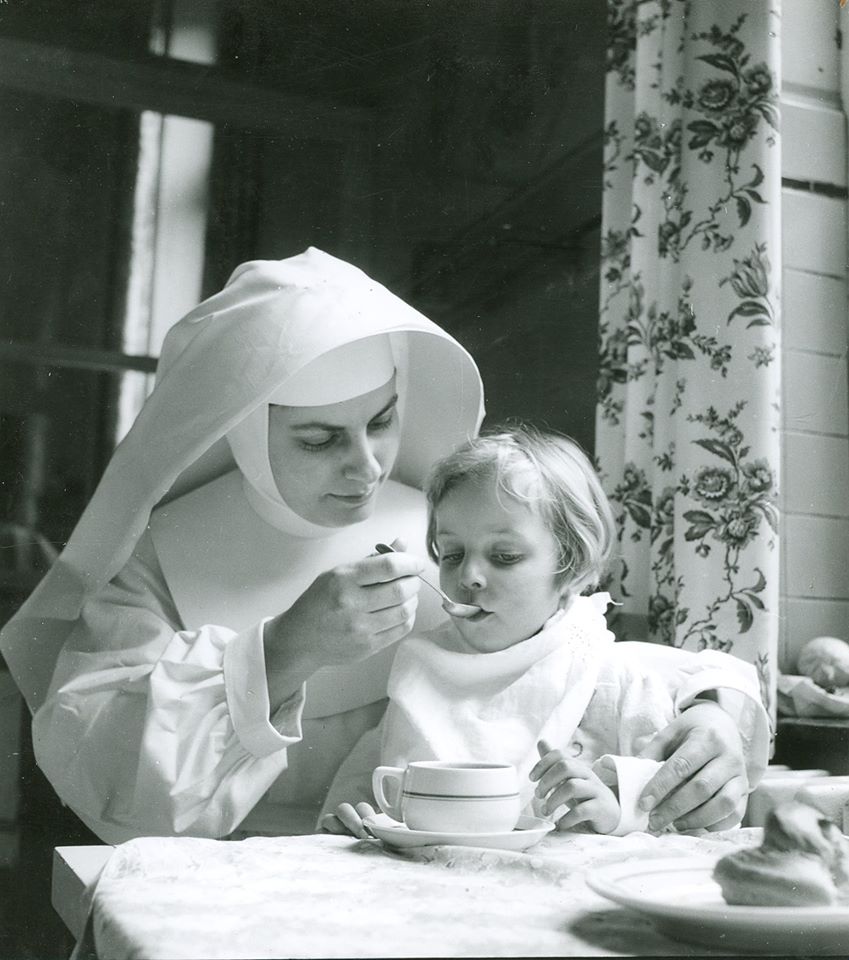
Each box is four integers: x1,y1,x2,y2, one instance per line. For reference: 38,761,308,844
0,248,485,842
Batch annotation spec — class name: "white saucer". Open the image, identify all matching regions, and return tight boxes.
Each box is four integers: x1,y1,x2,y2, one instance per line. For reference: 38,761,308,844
362,813,555,851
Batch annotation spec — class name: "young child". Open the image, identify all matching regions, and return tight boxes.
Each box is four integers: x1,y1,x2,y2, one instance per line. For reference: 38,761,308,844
319,425,769,837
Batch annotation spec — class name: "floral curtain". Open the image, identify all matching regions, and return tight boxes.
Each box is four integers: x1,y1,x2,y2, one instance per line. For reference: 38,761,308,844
596,1,781,721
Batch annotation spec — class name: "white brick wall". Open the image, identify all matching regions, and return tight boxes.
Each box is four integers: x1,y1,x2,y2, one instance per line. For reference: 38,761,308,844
780,0,849,671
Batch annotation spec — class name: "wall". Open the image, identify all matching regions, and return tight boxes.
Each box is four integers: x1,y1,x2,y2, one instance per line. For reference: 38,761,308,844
207,0,606,453
0,674,20,868
780,0,849,671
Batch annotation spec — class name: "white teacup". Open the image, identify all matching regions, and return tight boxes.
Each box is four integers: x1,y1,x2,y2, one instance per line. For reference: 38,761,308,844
372,761,521,834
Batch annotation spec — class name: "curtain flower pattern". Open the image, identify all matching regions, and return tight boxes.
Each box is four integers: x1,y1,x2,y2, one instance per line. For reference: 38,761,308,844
596,1,781,719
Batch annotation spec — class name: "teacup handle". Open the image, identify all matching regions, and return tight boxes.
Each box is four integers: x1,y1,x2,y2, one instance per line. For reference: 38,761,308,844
372,765,405,821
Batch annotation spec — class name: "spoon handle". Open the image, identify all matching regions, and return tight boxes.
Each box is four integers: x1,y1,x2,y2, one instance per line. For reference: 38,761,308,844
374,542,481,619
373,542,446,600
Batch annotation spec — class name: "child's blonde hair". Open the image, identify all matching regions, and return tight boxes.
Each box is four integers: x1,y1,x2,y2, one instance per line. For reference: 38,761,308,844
425,424,616,595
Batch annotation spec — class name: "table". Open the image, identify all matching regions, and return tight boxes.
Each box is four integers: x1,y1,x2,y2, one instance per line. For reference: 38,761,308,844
52,845,112,941
54,827,768,958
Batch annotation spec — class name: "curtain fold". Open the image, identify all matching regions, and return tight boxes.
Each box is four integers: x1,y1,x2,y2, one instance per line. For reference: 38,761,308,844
596,0,781,721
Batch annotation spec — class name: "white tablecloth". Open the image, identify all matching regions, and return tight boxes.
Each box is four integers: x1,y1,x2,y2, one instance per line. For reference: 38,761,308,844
77,828,761,959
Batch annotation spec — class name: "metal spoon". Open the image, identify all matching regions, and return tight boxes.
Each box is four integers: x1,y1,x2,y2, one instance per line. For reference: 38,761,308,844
374,543,483,619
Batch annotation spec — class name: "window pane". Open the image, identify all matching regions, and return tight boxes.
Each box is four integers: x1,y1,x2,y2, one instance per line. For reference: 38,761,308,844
0,362,128,553
0,88,138,352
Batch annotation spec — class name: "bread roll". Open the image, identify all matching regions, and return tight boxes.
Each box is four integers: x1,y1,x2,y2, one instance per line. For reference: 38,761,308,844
713,801,849,907
713,847,835,906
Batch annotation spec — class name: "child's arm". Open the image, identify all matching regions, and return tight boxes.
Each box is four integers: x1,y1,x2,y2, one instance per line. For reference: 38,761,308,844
601,644,770,833
530,739,620,835
618,643,770,793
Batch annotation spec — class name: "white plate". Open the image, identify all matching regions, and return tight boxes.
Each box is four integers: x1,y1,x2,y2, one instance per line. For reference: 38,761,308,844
362,813,554,851
586,855,849,955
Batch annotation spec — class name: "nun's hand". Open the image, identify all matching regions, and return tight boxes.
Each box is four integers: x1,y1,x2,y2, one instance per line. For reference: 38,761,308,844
636,702,748,832
263,538,423,703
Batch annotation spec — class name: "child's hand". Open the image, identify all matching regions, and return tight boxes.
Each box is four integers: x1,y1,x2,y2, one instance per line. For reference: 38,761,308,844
318,801,377,839
530,739,620,835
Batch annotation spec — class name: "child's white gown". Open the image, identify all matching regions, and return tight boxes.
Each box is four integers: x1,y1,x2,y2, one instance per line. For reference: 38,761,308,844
321,594,769,835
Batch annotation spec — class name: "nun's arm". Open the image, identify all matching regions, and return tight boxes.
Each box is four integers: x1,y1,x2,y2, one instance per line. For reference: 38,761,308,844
31,531,304,843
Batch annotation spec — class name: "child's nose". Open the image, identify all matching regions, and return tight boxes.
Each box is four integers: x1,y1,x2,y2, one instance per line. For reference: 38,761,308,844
459,559,486,591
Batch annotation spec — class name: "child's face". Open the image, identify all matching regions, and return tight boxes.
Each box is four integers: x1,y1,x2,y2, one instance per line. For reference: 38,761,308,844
433,475,569,652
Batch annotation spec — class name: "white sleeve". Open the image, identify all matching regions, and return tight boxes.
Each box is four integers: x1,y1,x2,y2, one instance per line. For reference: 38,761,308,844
32,531,306,844
592,755,664,836
615,642,770,790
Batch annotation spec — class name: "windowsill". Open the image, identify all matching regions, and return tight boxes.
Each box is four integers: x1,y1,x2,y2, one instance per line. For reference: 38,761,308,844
777,715,849,730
